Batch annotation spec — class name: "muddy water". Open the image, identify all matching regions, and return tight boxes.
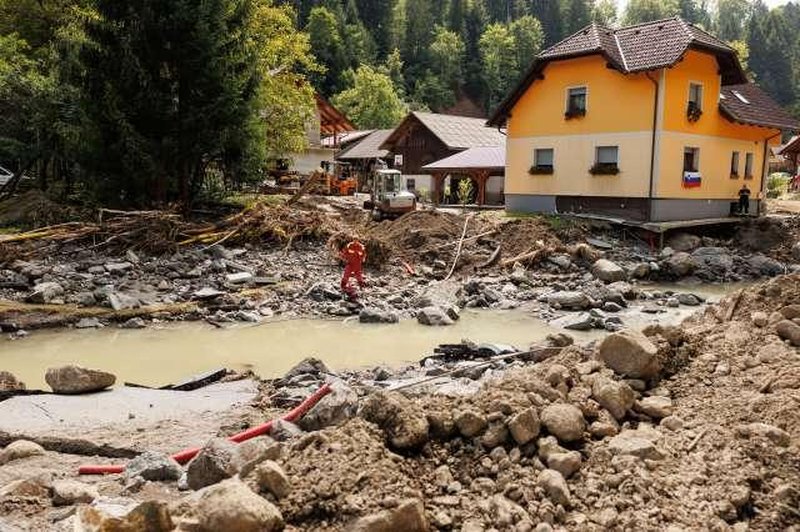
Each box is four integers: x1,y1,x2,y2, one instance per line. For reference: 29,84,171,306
1,283,742,389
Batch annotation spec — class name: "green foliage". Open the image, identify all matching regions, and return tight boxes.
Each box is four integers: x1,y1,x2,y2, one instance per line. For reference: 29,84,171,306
623,0,679,25
331,64,408,128
563,0,593,36
480,22,518,111
457,177,474,207
767,172,790,198
306,7,348,95
510,16,544,73
593,0,618,26
430,26,466,88
716,0,750,41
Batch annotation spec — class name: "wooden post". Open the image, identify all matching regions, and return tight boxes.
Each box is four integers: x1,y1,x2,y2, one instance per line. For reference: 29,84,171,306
432,172,444,205
475,170,489,206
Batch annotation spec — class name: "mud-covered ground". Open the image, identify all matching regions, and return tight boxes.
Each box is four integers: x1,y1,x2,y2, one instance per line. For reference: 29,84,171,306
0,274,798,531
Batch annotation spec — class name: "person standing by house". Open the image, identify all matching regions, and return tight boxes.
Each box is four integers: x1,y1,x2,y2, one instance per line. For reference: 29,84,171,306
738,184,751,215
340,238,366,299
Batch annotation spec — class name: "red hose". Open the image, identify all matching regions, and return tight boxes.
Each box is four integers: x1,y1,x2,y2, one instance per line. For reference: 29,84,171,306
78,382,332,475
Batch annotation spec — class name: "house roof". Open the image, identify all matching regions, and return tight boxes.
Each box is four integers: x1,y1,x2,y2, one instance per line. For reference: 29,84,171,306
421,146,505,172
336,129,393,160
779,135,800,156
316,94,355,135
321,130,373,148
488,17,748,127
719,84,800,130
382,112,505,152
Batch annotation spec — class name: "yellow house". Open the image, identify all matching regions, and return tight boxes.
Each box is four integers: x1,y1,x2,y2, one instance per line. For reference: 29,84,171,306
488,17,799,222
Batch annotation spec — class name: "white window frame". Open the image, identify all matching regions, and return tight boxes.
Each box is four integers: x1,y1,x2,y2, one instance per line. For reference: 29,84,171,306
534,148,554,168
565,85,588,115
744,152,754,178
688,81,704,111
731,151,740,177
683,146,700,173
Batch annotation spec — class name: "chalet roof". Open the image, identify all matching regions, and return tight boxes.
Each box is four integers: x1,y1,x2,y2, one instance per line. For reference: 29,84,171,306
382,112,505,152
421,146,505,172
321,130,373,148
778,135,800,156
488,17,748,127
719,84,800,130
336,129,393,160
316,94,355,135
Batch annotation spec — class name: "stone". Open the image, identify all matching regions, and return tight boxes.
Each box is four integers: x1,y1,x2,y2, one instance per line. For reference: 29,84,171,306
232,437,283,477
547,291,590,310
629,263,650,279
591,378,635,421
192,478,283,532
747,255,785,276
677,293,701,306
608,431,664,460
254,460,290,499
540,404,585,443
125,451,182,482
775,320,800,347
0,475,51,498
636,396,673,418
508,408,540,445
45,365,116,394
306,282,341,301
597,330,661,379
107,292,140,311
752,311,769,327
76,501,173,532
269,419,304,441
434,465,454,488
665,252,698,277
348,499,427,532
120,317,146,329
780,304,800,320
283,357,329,379
736,423,791,447
444,306,460,321
480,422,509,448
0,440,45,465
455,410,488,438
298,381,358,431
193,287,225,300
359,308,399,324
51,479,98,506
226,272,253,284
793,241,800,262
538,469,570,506
603,301,623,313
186,438,238,490
359,392,429,450
550,312,593,331
0,371,25,392
105,261,134,273
26,281,64,303
691,247,734,275
547,451,582,479
660,416,684,431
546,333,574,348
75,317,103,329
668,233,702,252
416,306,454,326
591,259,627,283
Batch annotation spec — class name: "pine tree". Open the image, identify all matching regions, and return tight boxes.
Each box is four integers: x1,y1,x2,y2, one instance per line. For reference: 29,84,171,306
510,15,544,75
716,0,750,41
563,0,593,35
403,0,435,81
592,0,617,26
531,0,563,46
355,0,396,55
306,6,347,96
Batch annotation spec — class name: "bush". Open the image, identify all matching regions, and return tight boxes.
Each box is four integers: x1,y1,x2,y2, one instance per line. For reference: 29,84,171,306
767,172,790,198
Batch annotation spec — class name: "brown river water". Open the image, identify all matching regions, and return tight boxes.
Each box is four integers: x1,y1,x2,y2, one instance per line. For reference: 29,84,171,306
0,283,736,390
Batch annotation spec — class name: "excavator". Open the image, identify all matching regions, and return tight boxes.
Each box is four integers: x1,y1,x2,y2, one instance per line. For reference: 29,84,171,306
363,167,417,220
310,161,357,196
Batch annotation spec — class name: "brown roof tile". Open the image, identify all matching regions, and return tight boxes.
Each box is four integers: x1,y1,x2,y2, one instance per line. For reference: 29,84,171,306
719,83,800,130
383,112,505,152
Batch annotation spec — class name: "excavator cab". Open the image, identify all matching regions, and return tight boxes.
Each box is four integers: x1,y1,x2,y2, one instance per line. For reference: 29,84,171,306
363,169,416,220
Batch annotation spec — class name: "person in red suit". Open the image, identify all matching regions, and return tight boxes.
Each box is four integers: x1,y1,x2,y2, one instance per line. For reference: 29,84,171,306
340,239,366,299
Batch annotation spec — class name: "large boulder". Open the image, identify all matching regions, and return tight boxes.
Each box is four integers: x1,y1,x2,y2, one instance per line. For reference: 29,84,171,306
591,259,627,283
359,308,399,324
185,438,238,490
538,469,570,506
540,404,585,443
547,291,591,310
776,320,800,347
664,252,698,277
747,254,785,276
191,478,283,532
591,378,635,420
598,330,661,379
0,371,25,392
348,499,428,532
550,312,593,331
0,440,45,465
125,451,183,482
76,501,173,532
45,365,115,394
667,233,702,252
691,247,734,275
51,479,98,506
507,408,540,445
26,281,64,304
254,460,290,499
416,307,454,326
297,381,358,431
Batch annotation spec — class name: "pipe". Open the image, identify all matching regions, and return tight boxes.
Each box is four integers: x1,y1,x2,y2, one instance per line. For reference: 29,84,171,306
78,382,332,475
645,71,660,221
758,131,782,216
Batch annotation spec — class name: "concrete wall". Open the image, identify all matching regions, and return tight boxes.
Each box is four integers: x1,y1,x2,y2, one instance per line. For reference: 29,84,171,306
506,194,557,213
650,198,759,221
293,148,334,176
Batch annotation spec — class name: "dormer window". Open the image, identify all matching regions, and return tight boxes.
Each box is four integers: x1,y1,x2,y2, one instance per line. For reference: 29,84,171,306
565,87,587,119
688,82,703,122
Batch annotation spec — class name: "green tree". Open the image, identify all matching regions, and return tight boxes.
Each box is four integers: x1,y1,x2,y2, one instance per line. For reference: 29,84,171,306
306,6,347,96
748,4,794,106
430,26,466,89
563,0,593,35
622,0,679,25
510,15,544,74
531,0,563,46
81,0,265,205
593,0,617,26
716,0,750,41
379,48,407,97
412,71,456,110
728,40,751,78
355,0,396,55
331,65,408,128
479,22,517,110
403,0,434,81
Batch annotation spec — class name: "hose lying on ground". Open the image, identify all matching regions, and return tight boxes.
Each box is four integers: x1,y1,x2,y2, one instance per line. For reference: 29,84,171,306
77,382,332,475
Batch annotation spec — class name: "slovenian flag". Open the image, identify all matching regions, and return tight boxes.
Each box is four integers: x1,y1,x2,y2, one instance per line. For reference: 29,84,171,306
683,173,702,188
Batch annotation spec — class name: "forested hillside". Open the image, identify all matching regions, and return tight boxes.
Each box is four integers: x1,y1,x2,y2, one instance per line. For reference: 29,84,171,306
283,0,800,128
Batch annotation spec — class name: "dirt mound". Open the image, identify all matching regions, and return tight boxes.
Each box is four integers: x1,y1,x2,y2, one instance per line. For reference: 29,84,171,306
734,216,800,260
0,190,88,229
494,217,566,259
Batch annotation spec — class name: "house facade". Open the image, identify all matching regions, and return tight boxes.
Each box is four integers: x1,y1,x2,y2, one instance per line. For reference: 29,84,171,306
488,17,799,222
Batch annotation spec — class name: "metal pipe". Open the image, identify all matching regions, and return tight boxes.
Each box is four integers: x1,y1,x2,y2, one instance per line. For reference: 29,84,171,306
645,72,660,221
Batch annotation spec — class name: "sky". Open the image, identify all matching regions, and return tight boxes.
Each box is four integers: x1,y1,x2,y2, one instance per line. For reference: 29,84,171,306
614,0,790,14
